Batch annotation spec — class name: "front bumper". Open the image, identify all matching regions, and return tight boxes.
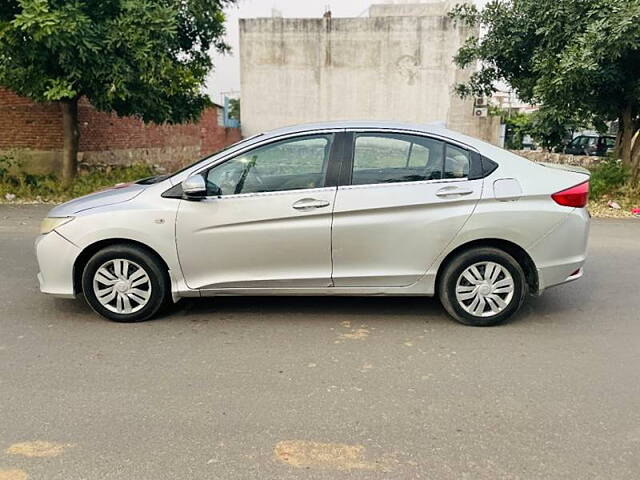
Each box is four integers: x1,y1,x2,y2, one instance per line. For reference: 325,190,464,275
35,231,81,298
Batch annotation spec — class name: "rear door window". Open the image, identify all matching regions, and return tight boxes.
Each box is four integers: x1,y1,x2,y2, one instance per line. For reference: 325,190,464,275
351,133,445,185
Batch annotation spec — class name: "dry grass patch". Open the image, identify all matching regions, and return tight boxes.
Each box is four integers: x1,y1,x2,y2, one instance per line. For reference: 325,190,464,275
274,440,386,471
0,470,28,480
5,441,72,458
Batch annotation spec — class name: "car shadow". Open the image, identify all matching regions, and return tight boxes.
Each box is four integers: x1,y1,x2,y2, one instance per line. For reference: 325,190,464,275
165,295,449,323
50,290,585,328
49,294,450,326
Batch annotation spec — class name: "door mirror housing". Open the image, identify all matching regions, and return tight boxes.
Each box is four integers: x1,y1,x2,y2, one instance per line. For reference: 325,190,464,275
181,174,207,200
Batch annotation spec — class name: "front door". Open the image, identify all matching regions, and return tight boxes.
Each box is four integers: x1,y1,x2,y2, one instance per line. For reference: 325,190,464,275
176,134,338,290
331,132,483,287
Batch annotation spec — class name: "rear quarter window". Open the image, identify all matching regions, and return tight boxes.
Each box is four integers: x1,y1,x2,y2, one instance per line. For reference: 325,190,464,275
444,144,470,179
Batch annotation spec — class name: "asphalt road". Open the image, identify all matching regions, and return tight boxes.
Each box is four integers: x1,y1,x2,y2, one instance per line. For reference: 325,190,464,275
1,204,639,480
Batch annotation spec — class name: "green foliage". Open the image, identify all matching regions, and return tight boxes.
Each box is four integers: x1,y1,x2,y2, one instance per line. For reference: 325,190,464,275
500,111,532,150
0,0,235,123
449,0,640,117
0,163,157,202
0,154,19,177
498,108,579,151
228,98,240,121
589,158,630,199
528,108,581,151
449,0,640,151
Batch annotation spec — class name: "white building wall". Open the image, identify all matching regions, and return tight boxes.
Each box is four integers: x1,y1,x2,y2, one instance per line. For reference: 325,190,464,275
369,1,458,18
239,6,500,144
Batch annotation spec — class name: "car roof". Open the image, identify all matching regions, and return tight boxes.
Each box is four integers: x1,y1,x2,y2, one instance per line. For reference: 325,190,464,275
259,120,491,152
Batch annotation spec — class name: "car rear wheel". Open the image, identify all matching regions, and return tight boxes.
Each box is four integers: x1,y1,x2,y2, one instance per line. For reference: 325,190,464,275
438,247,527,326
82,244,170,322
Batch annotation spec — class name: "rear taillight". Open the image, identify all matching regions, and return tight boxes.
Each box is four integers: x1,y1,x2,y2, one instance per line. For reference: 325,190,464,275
551,181,589,208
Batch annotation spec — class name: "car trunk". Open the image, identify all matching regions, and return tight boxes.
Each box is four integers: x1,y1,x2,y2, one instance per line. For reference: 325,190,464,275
537,162,591,177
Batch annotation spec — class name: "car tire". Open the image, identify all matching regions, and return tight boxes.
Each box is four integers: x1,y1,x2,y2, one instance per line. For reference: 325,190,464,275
81,244,171,323
438,247,527,327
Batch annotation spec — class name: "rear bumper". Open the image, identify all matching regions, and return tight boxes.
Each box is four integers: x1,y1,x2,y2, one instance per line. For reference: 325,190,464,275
35,231,80,298
528,208,590,293
535,266,584,295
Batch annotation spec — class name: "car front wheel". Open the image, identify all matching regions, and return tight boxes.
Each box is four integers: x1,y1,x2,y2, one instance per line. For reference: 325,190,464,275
82,244,170,322
438,247,527,326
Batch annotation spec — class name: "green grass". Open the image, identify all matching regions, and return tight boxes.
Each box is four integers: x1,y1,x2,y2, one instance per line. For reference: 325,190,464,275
588,158,639,203
0,160,157,203
586,158,639,217
588,158,630,199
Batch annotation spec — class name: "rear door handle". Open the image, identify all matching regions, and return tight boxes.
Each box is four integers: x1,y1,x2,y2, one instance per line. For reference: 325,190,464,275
292,198,331,211
436,186,474,198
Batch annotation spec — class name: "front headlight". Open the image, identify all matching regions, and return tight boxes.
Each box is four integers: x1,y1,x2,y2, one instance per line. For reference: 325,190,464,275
40,217,74,235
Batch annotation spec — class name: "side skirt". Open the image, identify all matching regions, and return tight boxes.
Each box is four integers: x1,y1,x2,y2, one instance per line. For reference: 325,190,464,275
194,275,436,298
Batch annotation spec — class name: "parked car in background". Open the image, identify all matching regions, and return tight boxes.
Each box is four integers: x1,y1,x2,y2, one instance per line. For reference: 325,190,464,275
521,134,537,151
36,122,591,326
564,134,615,156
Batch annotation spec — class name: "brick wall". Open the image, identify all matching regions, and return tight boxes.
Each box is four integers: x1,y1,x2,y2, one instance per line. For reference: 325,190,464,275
0,89,63,150
0,88,242,173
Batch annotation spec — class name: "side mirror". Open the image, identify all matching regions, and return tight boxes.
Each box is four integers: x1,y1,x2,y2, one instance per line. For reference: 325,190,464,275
181,174,207,200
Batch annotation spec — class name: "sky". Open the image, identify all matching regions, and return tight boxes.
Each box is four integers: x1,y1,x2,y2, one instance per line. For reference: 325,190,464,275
206,0,487,103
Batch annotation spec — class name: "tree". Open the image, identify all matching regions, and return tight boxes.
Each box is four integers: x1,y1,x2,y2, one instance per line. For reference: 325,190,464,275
500,110,532,150
528,108,581,152
499,108,576,151
0,0,235,185
450,0,640,182
228,97,240,122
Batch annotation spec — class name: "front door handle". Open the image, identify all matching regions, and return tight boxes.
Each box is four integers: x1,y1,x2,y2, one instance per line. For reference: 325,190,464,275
436,186,474,198
292,198,331,211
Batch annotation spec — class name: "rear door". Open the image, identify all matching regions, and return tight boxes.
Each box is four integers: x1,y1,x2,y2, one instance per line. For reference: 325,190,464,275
331,131,483,287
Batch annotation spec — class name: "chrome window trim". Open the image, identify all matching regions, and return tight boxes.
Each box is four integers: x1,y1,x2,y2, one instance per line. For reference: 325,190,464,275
345,128,481,154
338,177,471,191
200,186,337,202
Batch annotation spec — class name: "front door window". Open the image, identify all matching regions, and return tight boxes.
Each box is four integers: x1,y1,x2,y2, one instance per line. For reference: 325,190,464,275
206,135,334,195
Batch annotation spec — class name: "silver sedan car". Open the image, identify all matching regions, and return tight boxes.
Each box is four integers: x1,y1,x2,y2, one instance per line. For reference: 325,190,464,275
36,122,590,326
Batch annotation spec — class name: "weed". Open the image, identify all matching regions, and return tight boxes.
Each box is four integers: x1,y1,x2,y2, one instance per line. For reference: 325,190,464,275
0,163,157,203
589,158,630,199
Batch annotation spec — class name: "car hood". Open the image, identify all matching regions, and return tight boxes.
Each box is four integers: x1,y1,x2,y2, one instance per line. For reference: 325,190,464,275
48,183,147,217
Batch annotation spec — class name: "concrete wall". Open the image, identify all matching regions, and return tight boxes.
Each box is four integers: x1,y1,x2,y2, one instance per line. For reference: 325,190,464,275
0,88,242,174
239,6,499,143
369,1,457,17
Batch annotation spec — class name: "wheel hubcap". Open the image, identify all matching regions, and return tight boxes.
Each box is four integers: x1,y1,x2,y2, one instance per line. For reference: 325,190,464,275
92,259,152,314
455,261,515,318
